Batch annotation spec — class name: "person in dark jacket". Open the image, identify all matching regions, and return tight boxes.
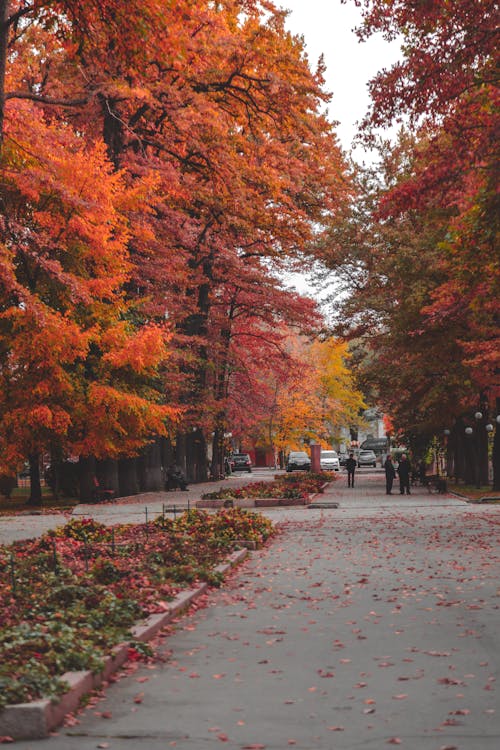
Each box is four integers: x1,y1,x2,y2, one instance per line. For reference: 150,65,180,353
397,453,411,495
384,454,396,494
166,464,189,491
345,452,357,488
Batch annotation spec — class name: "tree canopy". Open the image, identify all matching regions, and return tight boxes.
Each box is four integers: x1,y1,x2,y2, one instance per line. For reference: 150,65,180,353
0,0,351,476
329,0,499,443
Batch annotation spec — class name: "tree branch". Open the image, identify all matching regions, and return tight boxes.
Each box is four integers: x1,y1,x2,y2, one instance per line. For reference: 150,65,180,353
4,91,89,107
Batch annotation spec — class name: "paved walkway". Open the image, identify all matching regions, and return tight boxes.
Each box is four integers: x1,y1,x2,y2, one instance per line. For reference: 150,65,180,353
8,469,500,749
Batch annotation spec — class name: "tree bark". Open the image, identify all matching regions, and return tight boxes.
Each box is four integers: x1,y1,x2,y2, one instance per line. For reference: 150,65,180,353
26,453,42,506
97,458,119,494
79,455,97,502
118,457,139,497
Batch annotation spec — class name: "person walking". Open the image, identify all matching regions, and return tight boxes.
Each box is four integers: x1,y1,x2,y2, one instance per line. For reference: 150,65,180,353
397,453,411,495
384,454,396,494
345,452,357,488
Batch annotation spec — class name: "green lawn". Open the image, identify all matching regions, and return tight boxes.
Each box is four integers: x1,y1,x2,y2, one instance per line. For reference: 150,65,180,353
0,487,78,515
448,483,500,502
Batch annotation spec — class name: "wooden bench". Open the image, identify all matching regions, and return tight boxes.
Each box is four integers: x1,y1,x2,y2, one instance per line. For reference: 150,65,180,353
92,476,116,503
422,475,448,494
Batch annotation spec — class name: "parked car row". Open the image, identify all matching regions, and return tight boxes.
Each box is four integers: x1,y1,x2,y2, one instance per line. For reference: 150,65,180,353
286,449,342,472
228,448,378,474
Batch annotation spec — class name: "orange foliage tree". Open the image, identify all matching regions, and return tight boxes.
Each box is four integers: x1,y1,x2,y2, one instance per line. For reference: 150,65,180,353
232,334,365,459
0,1,350,493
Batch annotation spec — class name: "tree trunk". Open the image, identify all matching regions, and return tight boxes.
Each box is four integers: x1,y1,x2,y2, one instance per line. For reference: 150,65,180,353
211,423,224,480
187,428,208,483
144,440,164,490
79,456,97,502
48,444,65,500
97,458,119,494
26,453,42,506
118,457,139,497
452,419,467,482
463,437,475,486
174,431,193,482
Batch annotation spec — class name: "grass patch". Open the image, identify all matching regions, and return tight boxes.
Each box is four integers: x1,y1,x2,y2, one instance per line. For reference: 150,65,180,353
448,484,500,502
0,488,78,515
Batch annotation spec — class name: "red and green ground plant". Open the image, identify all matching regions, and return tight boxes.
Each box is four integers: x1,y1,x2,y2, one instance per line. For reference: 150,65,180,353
0,508,275,709
201,471,335,501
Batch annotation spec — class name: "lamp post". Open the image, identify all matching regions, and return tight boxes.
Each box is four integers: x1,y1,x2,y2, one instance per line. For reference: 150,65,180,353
464,425,479,489
443,428,451,477
464,406,496,490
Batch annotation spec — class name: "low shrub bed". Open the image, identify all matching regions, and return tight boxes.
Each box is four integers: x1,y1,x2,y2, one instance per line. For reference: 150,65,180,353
0,508,275,709
201,471,335,502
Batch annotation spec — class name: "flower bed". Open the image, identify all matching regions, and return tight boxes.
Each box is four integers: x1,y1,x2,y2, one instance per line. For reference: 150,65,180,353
201,471,335,503
0,508,275,710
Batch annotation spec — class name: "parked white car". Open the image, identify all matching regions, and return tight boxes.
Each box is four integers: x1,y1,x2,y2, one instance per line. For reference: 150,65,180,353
320,450,340,471
357,449,377,468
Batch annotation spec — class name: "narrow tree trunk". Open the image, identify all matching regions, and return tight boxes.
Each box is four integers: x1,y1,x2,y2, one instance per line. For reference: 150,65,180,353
186,428,207,483
211,422,225,480
48,443,65,500
26,453,42,506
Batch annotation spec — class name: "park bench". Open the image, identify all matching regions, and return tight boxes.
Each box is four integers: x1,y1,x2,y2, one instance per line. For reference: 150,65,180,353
91,476,116,503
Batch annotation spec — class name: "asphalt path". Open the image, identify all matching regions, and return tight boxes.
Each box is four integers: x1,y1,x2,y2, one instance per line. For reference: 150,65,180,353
7,469,500,749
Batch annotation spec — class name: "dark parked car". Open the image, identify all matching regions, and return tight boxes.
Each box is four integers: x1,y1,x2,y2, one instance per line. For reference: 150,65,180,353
286,451,311,472
230,453,252,472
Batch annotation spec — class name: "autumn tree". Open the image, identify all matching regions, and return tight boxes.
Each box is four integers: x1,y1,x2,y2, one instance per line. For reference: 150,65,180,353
233,332,365,458
58,0,349,475
1,1,350,490
0,2,181,499
356,0,499,394
326,2,499,472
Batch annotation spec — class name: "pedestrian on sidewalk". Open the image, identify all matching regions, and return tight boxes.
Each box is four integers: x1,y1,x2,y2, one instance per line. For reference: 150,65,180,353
345,452,357,487
397,453,411,495
384,454,396,494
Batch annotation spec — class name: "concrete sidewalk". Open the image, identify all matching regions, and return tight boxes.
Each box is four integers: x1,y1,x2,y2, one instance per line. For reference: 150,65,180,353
10,469,500,749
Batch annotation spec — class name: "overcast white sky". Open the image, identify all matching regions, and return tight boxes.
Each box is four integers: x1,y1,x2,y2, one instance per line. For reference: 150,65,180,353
278,1,402,298
281,0,401,153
